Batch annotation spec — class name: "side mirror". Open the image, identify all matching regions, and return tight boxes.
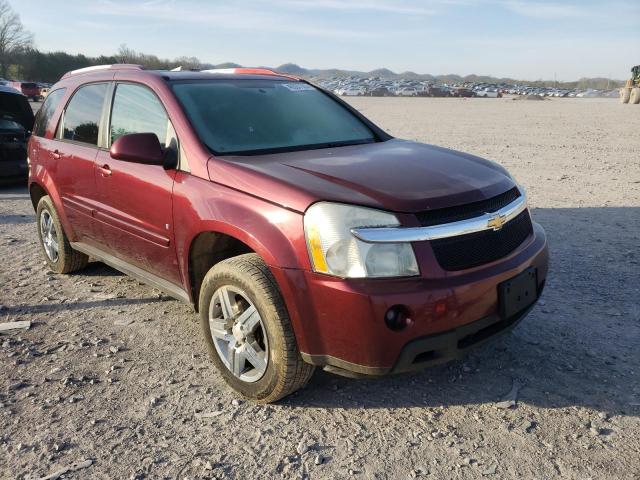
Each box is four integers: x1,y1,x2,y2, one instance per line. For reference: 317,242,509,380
110,133,163,165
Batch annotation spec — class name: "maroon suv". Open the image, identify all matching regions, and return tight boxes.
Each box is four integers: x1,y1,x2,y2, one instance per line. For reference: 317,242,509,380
28,65,548,402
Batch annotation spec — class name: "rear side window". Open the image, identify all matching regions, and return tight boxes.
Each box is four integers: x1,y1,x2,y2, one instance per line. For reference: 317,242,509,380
110,83,169,147
61,83,108,146
33,89,65,137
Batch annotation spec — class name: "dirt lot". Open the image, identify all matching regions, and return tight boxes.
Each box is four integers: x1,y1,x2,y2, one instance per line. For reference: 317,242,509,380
1,97,639,479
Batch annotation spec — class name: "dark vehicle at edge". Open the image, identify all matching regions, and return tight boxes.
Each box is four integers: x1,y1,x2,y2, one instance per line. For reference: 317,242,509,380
0,86,34,183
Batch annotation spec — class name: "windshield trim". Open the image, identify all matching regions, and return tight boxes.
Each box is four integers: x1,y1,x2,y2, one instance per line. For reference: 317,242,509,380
216,137,378,157
169,78,391,157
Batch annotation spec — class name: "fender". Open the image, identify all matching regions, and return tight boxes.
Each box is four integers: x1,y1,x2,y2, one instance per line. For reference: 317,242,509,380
172,172,311,298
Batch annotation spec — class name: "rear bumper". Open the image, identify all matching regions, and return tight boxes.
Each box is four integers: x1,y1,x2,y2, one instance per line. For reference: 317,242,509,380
273,222,548,376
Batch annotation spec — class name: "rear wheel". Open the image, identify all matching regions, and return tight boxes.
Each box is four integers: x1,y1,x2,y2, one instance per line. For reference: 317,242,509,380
620,87,631,104
630,87,640,105
199,253,314,402
36,196,88,274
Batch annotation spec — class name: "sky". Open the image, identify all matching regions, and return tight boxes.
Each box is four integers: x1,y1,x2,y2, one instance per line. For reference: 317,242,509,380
13,0,640,81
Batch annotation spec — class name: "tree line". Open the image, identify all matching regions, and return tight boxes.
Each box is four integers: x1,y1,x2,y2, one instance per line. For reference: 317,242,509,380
7,45,209,83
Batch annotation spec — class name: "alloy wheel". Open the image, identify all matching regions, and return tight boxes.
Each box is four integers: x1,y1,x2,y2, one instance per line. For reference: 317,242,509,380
208,286,269,383
40,210,59,263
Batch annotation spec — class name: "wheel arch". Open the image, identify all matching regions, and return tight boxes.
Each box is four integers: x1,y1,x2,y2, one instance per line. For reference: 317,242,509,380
187,230,263,311
29,173,77,241
29,181,48,211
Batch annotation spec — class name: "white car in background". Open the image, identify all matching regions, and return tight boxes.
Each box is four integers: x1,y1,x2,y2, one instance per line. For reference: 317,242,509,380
475,88,500,98
337,87,366,96
397,87,419,96
346,87,367,96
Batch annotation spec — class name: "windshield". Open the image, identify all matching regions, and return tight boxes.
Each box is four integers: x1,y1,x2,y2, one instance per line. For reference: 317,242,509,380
0,117,24,131
172,79,377,155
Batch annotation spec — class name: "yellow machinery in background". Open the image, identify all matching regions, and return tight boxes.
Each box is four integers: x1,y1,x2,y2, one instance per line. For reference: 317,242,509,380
620,65,640,104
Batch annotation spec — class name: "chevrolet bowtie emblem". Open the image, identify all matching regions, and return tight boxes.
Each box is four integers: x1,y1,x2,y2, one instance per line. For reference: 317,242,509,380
487,213,507,231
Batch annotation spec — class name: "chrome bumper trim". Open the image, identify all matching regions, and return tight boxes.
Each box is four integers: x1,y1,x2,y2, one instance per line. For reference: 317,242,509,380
351,192,528,243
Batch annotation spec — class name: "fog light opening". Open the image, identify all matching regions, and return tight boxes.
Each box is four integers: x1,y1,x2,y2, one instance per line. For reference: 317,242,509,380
385,305,413,331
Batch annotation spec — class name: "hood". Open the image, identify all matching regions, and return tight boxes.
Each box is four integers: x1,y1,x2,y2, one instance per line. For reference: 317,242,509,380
0,91,35,132
207,139,516,213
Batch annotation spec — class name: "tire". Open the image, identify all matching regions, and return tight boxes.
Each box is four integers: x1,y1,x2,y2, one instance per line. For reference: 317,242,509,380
620,87,631,104
36,196,88,274
630,87,640,105
199,253,315,403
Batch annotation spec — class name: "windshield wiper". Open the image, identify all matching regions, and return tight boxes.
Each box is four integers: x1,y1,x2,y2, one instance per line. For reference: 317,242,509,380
314,138,376,149
215,138,378,156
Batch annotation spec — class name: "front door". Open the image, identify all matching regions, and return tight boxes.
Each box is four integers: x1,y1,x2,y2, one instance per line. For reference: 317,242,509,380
94,82,181,285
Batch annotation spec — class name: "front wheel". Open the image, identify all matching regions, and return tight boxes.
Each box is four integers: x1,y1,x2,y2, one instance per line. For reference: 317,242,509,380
620,87,631,104
630,87,640,105
199,254,314,402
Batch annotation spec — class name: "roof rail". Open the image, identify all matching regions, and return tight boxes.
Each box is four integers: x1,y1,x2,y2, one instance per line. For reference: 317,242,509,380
201,67,298,79
61,64,143,79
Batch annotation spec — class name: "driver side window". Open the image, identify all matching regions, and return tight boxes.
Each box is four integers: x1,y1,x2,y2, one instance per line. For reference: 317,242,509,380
110,83,171,147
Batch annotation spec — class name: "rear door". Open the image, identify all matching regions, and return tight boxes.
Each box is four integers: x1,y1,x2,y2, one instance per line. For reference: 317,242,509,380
47,83,109,243
93,82,181,285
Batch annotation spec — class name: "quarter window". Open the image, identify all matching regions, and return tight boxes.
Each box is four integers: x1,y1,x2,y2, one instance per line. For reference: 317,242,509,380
61,83,108,146
110,84,169,147
33,89,65,137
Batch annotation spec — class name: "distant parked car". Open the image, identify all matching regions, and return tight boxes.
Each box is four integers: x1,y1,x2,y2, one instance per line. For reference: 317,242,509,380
397,87,419,97
8,81,41,101
427,86,451,97
475,88,501,98
0,80,17,90
366,86,392,97
341,87,366,96
451,88,475,98
0,86,35,183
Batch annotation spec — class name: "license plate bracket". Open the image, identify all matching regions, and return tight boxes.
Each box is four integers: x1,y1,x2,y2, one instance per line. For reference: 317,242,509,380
498,267,538,319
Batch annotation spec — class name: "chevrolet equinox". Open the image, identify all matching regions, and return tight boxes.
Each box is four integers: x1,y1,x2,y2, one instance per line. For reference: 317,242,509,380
28,65,548,402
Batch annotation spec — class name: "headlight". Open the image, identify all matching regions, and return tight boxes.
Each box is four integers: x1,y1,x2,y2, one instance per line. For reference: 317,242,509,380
304,202,419,278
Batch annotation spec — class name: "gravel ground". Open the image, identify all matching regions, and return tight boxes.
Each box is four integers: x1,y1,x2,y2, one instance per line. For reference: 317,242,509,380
1,97,639,479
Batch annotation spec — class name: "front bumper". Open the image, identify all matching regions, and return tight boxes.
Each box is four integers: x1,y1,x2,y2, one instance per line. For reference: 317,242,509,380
273,221,548,376
314,304,535,377
0,159,28,183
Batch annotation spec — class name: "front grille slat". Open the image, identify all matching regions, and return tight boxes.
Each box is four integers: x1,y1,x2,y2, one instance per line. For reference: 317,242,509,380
430,209,533,271
416,187,520,227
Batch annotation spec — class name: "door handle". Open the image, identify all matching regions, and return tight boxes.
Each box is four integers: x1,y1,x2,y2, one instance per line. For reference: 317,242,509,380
98,164,112,177
52,150,62,160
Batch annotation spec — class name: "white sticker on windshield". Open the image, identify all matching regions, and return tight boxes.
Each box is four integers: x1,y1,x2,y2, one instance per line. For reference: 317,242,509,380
281,82,315,92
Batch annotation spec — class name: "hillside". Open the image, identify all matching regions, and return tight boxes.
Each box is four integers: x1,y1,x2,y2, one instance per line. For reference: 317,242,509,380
269,64,623,89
